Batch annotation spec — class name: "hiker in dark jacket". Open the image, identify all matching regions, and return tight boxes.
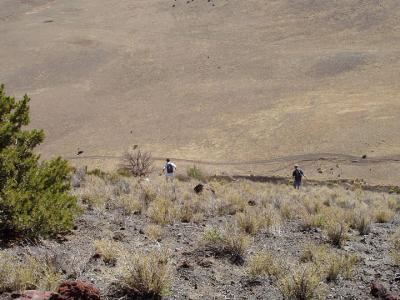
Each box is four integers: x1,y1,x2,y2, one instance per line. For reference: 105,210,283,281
162,158,177,182
292,164,306,189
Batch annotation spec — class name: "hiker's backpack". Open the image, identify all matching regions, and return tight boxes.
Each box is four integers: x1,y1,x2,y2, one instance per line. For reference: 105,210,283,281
166,163,174,174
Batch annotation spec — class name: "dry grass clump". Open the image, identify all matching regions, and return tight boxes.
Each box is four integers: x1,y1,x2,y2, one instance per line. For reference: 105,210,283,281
116,250,171,298
246,251,282,278
300,244,358,283
216,190,247,216
278,265,325,300
147,197,179,226
346,208,371,235
145,224,164,241
300,213,327,231
201,226,252,264
325,221,348,248
139,183,158,206
0,252,60,293
93,239,123,266
74,175,112,210
179,197,205,223
390,230,400,265
114,194,142,215
236,209,265,235
374,207,395,223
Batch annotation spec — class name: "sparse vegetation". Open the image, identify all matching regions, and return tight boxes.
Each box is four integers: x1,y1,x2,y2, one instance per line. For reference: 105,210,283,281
145,224,164,241
186,165,206,181
236,209,265,235
326,221,348,248
374,207,395,223
0,252,61,293
94,239,122,266
116,250,171,299
246,251,281,278
0,161,398,298
278,265,325,300
201,225,252,264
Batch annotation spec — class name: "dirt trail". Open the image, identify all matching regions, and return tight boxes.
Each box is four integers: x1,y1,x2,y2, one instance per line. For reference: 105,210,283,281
66,152,400,166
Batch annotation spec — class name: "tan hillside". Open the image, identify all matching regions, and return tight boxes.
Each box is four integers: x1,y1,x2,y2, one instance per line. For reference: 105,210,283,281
1,0,400,184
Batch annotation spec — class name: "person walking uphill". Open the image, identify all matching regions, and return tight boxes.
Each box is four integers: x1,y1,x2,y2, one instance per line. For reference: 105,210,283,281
162,158,176,182
292,164,306,189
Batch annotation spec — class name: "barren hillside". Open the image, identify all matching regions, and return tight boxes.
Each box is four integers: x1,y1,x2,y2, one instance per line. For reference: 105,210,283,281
1,0,400,183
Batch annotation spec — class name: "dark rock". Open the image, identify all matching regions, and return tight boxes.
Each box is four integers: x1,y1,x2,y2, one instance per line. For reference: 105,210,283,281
247,200,256,206
194,184,204,194
57,281,100,300
178,260,193,270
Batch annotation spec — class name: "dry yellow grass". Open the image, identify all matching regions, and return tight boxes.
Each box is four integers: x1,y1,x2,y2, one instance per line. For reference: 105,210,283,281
145,224,164,241
0,252,61,293
93,238,123,266
246,251,282,279
201,225,252,264
116,250,171,298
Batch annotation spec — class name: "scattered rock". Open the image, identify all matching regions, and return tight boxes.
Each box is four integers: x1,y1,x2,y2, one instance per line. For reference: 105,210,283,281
362,154,367,159
57,281,100,300
112,231,125,241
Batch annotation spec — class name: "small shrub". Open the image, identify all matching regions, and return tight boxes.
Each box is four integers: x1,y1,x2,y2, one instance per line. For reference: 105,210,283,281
186,165,206,181
117,250,171,298
94,239,122,265
0,252,61,293
145,224,164,241
246,251,281,278
278,265,325,300
119,149,153,177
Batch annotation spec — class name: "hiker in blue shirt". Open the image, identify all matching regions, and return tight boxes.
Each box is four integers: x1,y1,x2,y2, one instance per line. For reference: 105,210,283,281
292,164,306,189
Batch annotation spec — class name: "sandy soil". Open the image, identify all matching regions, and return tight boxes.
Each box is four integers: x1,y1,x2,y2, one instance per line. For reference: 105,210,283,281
1,0,400,184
